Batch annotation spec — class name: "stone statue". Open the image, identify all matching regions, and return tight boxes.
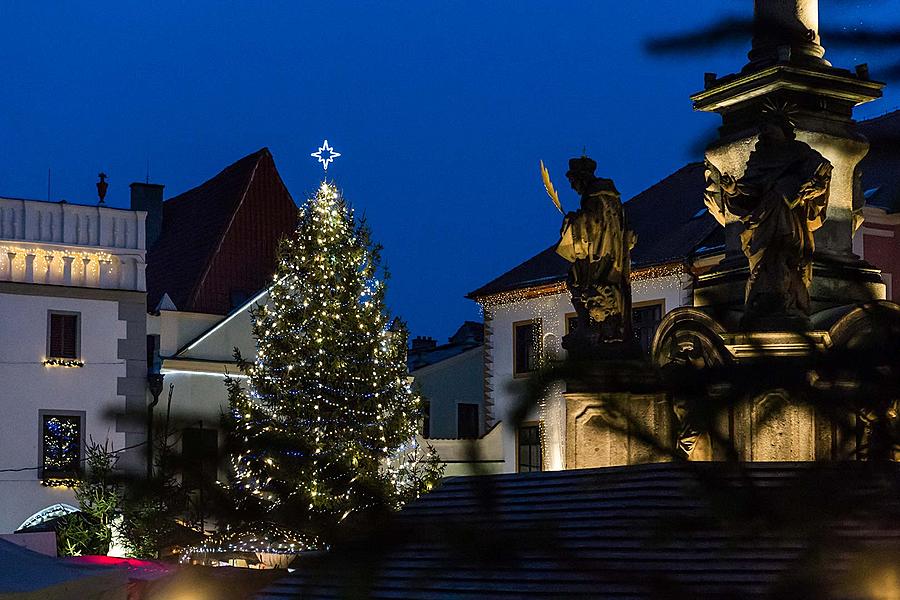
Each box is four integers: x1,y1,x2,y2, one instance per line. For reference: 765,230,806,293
705,110,832,327
554,156,637,352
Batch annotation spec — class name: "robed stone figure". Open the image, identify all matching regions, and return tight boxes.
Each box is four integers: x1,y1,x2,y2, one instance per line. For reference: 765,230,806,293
556,156,636,352
705,112,832,326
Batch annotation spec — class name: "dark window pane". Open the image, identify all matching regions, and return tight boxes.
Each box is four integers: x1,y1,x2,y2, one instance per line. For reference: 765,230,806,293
421,401,431,438
182,427,218,489
457,404,479,439
633,304,663,354
514,322,539,375
49,313,78,359
567,316,578,334
517,425,542,472
42,415,82,476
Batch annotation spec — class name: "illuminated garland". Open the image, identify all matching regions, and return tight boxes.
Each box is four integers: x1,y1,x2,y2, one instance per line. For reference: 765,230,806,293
43,358,85,368
1,245,117,287
182,522,322,559
475,262,687,308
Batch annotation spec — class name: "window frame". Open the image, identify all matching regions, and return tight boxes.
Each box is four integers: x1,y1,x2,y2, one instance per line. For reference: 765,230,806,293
632,299,665,354
421,400,431,439
564,312,578,336
456,403,480,439
46,310,81,360
516,421,543,473
512,319,541,378
181,426,219,490
38,409,85,480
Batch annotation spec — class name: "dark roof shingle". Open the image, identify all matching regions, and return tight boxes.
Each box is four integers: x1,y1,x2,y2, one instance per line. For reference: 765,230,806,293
259,462,900,599
147,148,297,314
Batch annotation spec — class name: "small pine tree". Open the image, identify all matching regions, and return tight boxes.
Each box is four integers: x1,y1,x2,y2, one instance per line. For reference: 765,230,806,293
224,181,439,543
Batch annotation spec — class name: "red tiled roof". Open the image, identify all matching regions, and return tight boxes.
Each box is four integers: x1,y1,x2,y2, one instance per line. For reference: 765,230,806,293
146,148,297,314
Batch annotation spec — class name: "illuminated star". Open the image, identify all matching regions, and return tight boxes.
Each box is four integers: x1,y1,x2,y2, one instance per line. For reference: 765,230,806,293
310,140,341,171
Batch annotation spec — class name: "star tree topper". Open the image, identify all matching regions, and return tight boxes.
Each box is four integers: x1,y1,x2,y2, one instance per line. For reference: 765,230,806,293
311,139,341,171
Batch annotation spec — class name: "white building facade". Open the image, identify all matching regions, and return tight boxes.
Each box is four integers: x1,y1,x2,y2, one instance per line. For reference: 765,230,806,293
474,267,694,474
0,197,147,533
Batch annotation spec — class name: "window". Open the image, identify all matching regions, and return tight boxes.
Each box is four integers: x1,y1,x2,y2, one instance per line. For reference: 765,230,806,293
47,312,79,359
513,320,540,376
457,403,479,439
565,313,578,335
181,427,218,489
421,401,431,438
633,303,664,354
40,412,84,479
517,424,542,472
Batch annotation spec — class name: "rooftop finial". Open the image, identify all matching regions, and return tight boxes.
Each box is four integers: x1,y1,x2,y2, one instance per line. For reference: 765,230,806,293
97,172,108,205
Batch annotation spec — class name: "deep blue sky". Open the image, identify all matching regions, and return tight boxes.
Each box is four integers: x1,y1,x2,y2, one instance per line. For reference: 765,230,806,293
2,1,898,341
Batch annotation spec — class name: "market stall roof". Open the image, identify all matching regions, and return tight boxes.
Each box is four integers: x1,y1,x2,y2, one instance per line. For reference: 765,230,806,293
0,538,127,598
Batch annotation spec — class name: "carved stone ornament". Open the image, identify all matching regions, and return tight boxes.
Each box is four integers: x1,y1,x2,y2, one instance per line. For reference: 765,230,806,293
705,106,833,328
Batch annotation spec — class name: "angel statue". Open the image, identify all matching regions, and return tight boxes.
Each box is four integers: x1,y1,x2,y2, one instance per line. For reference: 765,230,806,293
704,106,832,327
542,156,637,353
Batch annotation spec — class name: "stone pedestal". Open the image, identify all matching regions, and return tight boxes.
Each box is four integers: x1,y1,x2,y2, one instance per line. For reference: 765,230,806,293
652,305,900,461
564,360,670,469
565,391,671,469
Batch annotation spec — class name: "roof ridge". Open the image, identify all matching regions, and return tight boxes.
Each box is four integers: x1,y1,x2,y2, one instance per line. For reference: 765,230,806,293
859,108,900,126
625,161,704,204
164,147,270,205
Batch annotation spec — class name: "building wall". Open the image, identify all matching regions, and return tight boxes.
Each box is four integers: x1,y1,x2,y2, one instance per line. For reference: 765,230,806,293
414,347,484,439
482,273,690,474
861,222,898,301
0,286,138,533
0,198,147,533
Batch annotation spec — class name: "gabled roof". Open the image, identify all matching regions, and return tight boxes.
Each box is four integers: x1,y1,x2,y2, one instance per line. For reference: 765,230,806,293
146,148,297,315
408,321,484,371
468,162,720,299
260,462,900,599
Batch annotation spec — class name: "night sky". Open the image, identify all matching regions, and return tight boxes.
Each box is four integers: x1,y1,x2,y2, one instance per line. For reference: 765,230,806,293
1,1,898,341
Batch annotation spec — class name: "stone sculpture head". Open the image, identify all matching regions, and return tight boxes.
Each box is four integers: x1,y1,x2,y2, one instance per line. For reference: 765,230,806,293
566,156,598,195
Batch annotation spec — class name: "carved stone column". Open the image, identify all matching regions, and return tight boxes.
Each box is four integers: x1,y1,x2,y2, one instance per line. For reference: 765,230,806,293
24,253,36,283
62,256,75,286
691,0,884,319
749,0,826,67
44,255,54,284
81,257,92,287
5,252,16,281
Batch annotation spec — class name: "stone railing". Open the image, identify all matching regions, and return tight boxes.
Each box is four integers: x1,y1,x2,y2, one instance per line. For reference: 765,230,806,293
0,198,147,292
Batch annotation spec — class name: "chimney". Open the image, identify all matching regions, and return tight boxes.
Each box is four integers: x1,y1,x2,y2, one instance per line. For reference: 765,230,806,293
411,336,437,351
130,182,165,249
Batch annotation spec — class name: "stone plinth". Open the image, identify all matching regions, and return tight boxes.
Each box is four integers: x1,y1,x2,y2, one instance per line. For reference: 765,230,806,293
564,359,669,469
565,391,671,469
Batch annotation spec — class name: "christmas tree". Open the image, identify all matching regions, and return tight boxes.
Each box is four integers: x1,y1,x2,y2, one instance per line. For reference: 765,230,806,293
225,181,441,545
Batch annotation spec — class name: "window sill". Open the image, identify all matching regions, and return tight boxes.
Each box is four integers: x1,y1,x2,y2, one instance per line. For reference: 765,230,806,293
41,474,81,488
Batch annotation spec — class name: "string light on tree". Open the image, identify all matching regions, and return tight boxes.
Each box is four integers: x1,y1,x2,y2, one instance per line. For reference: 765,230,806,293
221,151,441,552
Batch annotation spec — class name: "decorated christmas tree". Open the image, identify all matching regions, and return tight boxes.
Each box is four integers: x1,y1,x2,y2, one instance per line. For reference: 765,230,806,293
224,180,441,545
